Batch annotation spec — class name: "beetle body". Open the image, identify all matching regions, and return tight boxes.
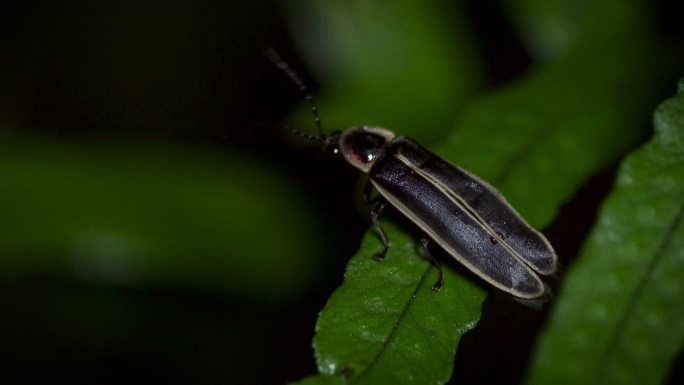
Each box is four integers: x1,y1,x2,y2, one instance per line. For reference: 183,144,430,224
264,48,557,301
333,126,558,300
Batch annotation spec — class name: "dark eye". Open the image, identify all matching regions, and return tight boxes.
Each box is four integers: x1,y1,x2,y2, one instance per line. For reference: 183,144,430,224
337,126,395,172
351,133,386,163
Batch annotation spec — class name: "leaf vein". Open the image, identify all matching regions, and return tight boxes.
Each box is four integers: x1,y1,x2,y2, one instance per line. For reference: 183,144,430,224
594,200,684,383
353,263,434,383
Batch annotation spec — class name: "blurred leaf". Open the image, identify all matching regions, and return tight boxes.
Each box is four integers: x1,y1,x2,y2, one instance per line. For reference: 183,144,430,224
444,0,669,231
441,1,664,228
503,0,650,61
282,0,484,144
0,136,322,299
525,78,684,385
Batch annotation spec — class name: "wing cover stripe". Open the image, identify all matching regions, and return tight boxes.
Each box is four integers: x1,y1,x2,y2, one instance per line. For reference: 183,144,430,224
391,138,557,275
369,142,547,297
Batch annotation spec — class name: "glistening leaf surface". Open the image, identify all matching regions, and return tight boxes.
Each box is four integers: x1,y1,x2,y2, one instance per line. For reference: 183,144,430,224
526,78,684,385
314,222,483,385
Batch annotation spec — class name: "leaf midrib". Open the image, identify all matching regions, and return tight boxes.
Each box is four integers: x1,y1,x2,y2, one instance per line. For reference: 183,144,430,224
593,200,684,384
351,263,434,384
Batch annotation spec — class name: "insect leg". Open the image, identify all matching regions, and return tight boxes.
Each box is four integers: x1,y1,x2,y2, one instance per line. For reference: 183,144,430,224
418,238,444,291
370,200,390,261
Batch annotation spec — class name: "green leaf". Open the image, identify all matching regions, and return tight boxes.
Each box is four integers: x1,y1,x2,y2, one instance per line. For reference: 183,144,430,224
282,0,484,144
440,1,663,228
525,79,684,385
0,136,322,299
310,45,664,381
440,63,648,229
285,1,672,383
503,0,650,61
314,222,484,384
289,374,345,385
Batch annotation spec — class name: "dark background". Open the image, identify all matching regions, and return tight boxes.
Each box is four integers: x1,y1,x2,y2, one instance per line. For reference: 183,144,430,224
1,1,683,384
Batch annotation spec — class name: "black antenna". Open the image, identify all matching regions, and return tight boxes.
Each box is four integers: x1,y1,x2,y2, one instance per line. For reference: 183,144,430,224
263,47,325,141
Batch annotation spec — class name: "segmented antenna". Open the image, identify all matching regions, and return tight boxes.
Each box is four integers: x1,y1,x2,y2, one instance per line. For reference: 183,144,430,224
280,124,323,143
263,47,324,140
